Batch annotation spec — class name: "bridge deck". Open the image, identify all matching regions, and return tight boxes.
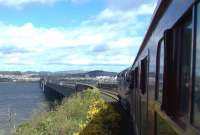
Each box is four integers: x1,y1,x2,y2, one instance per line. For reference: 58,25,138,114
45,83,75,97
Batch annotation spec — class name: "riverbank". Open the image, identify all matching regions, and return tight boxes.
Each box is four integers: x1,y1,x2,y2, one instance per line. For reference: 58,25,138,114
13,88,121,135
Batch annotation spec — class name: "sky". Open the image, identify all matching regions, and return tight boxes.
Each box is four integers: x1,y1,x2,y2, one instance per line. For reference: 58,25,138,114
0,0,157,72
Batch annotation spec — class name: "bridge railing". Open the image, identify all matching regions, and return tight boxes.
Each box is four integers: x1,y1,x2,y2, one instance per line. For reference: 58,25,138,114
75,82,95,93
97,82,118,92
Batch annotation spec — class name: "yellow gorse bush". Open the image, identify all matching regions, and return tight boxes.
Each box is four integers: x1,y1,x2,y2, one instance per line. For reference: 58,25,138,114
74,98,121,135
87,99,106,119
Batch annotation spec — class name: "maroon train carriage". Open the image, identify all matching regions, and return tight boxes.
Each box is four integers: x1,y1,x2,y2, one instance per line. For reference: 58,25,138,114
118,0,200,135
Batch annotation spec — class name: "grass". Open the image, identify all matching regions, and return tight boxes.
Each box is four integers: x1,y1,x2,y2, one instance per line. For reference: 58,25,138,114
13,88,121,135
0,130,4,135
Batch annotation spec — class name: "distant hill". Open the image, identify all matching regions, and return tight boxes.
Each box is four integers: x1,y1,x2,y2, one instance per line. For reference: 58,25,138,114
0,70,117,78
55,70,87,74
0,71,22,75
58,70,117,78
84,70,117,77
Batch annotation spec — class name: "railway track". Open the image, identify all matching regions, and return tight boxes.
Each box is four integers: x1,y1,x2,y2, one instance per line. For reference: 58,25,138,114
99,89,135,135
99,89,119,102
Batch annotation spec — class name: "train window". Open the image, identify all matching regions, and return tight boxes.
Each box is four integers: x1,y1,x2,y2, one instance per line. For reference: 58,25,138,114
140,57,148,94
193,2,200,128
135,67,139,88
129,70,134,90
162,21,192,117
155,39,164,103
179,21,192,116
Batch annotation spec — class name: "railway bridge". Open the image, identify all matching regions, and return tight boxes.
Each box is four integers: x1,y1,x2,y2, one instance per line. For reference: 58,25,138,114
40,79,119,101
40,80,95,102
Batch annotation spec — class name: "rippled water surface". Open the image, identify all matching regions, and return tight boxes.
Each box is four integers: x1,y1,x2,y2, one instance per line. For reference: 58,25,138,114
0,82,46,134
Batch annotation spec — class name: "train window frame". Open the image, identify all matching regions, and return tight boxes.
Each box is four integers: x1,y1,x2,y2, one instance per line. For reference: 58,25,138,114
155,38,164,102
129,69,135,90
192,1,200,129
140,57,148,95
162,28,192,119
160,11,193,121
135,67,139,89
178,22,193,117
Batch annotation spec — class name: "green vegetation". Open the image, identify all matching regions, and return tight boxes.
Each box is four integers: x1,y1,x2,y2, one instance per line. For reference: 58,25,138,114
0,130,5,135
13,88,121,135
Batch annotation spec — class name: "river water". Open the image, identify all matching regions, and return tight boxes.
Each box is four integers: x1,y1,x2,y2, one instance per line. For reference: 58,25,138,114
0,82,46,134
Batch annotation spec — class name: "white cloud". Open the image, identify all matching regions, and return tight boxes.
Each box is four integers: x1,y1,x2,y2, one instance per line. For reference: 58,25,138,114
0,21,139,66
60,54,92,65
0,1,158,70
3,53,34,65
0,23,106,51
97,2,155,23
106,0,157,11
137,3,157,15
107,37,143,48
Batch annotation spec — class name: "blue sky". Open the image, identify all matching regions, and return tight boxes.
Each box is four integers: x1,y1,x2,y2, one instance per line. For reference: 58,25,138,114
0,0,157,72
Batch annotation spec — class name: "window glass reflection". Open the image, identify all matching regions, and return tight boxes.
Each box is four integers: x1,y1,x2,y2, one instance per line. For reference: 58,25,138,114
194,2,200,128
179,20,192,115
158,41,164,103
